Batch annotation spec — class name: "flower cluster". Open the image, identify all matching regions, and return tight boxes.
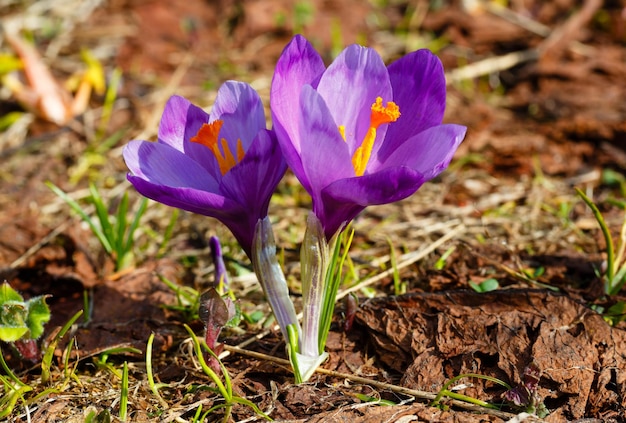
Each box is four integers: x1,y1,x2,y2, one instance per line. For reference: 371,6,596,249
124,35,466,382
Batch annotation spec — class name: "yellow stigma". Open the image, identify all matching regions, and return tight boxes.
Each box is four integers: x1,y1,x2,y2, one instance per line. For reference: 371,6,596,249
190,120,245,175
350,97,400,176
338,125,346,142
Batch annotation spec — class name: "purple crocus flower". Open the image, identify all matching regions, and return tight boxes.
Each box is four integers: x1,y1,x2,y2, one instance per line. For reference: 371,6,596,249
271,35,466,240
123,81,287,256
209,236,229,291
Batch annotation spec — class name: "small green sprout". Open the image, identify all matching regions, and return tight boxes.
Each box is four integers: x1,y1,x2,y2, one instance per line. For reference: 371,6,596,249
602,168,626,197
0,111,24,132
434,246,456,271
0,53,23,75
92,346,142,379
287,324,302,384
47,182,147,271
84,409,111,423
184,324,272,422
387,238,406,295
146,333,168,408
431,372,512,411
575,187,626,296
542,199,576,229
521,266,545,280
0,282,50,357
119,361,129,421
469,278,500,293
61,338,80,385
353,393,397,406
41,309,83,383
293,1,315,35
0,308,81,418
96,67,122,141
242,310,265,324
0,353,33,419
68,64,124,183
69,128,129,184
604,301,626,325
158,274,202,322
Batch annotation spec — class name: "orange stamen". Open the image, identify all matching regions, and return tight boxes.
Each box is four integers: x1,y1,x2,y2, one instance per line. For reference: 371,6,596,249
236,139,245,162
370,96,400,128
191,120,223,149
350,97,400,176
190,120,246,175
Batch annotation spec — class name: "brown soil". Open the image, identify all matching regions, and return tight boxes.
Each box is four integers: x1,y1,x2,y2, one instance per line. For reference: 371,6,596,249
1,0,626,422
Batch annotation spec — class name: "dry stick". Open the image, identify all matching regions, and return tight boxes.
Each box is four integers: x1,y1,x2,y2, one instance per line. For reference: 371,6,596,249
485,2,591,57
218,224,465,361
536,0,602,62
336,223,466,302
445,49,540,85
445,0,600,85
221,343,522,421
9,220,71,269
484,3,552,37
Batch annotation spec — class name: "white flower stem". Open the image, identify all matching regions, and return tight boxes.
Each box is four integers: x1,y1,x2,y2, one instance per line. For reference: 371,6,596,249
251,217,300,343
300,212,329,358
251,215,330,383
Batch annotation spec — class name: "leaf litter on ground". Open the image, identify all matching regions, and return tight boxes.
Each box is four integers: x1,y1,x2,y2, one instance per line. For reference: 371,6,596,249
1,0,626,421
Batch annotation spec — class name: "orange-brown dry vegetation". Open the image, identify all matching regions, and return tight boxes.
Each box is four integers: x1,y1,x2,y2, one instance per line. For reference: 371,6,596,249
1,0,626,422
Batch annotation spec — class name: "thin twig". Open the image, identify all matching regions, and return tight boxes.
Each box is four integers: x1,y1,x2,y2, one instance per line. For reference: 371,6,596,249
485,1,593,56
9,220,71,269
336,223,466,301
221,344,530,421
446,0,599,84
446,49,539,84
537,0,602,62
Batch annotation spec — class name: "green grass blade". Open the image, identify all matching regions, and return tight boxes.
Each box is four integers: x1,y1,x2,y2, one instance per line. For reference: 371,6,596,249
317,234,342,353
611,265,626,295
83,289,93,325
46,182,113,254
96,67,122,142
119,361,129,421
157,207,178,258
231,396,273,421
287,323,302,384
431,372,512,408
575,188,616,294
205,344,234,399
387,238,404,295
89,183,115,251
115,192,129,255
96,127,129,155
437,390,499,409
62,337,76,382
183,325,229,399
146,333,168,407
0,350,25,387
0,384,31,419
41,310,83,383
318,228,354,353
123,197,147,255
